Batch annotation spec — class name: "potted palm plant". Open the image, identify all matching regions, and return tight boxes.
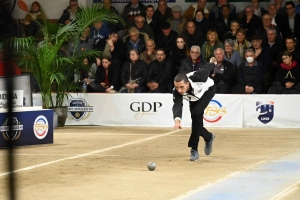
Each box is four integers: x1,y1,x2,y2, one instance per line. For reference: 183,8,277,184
4,3,123,126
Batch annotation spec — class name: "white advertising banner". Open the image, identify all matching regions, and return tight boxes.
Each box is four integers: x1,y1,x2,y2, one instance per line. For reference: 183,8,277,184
0,90,23,108
243,95,300,128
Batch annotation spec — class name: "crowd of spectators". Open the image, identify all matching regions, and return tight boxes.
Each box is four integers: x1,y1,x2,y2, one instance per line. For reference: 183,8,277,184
1,0,300,94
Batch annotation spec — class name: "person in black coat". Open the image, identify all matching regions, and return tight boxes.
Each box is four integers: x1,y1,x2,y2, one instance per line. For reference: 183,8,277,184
58,0,81,25
179,45,205,74
239,6,263,39
120,49,148,93
182,21,205,49
192,9,210,38
88,57,119,93
123,27,146,60
144,5,162,40
281,1,300,41
155,22,178,57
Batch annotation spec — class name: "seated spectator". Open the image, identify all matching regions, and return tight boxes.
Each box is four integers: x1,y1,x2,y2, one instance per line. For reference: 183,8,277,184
223,20,240,42
90,20,110,49
169,36,190,76
123,27,147,60
131,16,154,40
240,6,263,39
166,5,187,35
207,48,234,93
251,0,268,18
183,0,209,20
58,0,80,25
232,48,264,94
146,49,172,93
224,39,242,73
68,27,93,55
233,28,252,60
274,0,287,17
282,1,300,41
121,0,146,28
192,9,210,38
102,31,124,65
0,47,21,76
24,1,45,37
250,35,271,73
102,0,123,34
201,29,224,63
268,3,283,31
88,57,119,93
120,49,147,93
269,51,300,94
280,37,300,64
182,21,205,49
74,58,97,83
179,45,205,74
210,0,236,21
156,22,178,57
139,39,156,66
154,0,172,23
144,5,161,39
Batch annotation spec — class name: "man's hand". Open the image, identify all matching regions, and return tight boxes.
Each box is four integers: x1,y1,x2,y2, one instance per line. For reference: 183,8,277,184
209,57,217,65
152,82,159,90
245,85,254,94
174,120,182,130
101,83,108,88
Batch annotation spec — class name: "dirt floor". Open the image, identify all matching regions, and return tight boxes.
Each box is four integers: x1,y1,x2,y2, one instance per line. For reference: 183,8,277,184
0,126,300,200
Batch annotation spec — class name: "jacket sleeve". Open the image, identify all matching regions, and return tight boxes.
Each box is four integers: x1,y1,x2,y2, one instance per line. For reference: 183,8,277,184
58,9,69,25
137,61,148,86
189,67,209,82
121,63,127,86
237,63,246,86
172,89,183,120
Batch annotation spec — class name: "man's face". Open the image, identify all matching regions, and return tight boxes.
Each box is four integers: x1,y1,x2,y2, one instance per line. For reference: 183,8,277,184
262,15,271,26
245,8,254,18
190,47,200,60
222,6,230,18
218,0,227,6
130,51,139,61
251,39,262,49
245,51,255,60
286,39,296,51
198,0,206,9
158,1,167,12
285,4,295,16
103,0,111,9
146,7,154,18
251,0,259,8
69,1,78,11
135,17,144,29
274,0,283,5
109,33,118,43
131,0,139,6
268,4,277,15
282,55,292,65
146,41,155,52
129,32,139,42
94,22,103,30
172,11,181,19
162,28,171,36
156,50,166,62
267,31,276,42
214,49,224,62
174,80,190,95
230,22,239,31
187,22,196,35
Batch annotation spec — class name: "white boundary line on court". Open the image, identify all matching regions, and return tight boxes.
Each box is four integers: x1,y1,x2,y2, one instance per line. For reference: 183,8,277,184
269,180,300,200
0,129,180,177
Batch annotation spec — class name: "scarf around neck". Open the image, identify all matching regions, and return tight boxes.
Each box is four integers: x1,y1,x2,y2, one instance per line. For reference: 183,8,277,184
281,61,297,71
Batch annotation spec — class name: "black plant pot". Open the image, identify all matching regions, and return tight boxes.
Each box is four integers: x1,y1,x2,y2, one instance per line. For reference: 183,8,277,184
50,106,68,127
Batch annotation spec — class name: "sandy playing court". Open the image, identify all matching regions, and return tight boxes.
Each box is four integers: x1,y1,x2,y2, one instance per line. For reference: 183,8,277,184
0,126,300,200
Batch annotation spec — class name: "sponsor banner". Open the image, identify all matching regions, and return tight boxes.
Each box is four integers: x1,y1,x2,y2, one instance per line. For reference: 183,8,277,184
0,90,23,108
0,109,53,148
243,95,300,128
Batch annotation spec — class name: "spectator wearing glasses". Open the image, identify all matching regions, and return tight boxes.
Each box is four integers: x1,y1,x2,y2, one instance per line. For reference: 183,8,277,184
254,14,280,45
282,1,300,41
58,0,80,25
179,45,205,74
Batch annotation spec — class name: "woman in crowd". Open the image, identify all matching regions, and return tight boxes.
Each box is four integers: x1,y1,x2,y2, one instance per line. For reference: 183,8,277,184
68,27,93,55
24,1,46,37
268,51,300,94
88,57,119,93
201,29,224,63
192,9,209,39
224,39,242,73
233,28,252,60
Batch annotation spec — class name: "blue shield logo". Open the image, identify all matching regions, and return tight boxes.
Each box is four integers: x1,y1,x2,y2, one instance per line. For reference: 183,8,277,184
1,117,23,141
68,99,88,121
256,101,274,124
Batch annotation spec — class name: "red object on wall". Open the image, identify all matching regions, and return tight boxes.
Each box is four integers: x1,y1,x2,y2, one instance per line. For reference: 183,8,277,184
18,0,28,12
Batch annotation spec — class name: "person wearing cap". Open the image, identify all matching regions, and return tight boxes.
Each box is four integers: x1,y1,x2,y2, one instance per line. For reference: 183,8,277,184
250,35,271,74
183,0,209,20
209,0,236,21
166,5,187,35
154,0,172,23
156,22,178,57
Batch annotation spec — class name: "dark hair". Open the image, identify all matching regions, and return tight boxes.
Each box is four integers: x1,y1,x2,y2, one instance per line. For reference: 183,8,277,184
174,74,188,83
230,20,239,25
146,5,154,10
156,48,166,55
102,56,112,62
285,36,296,43
195,9,205,16
236,28,246,36
285,1,295,8
176,35,190,57
282,51,292,57
221,5,230,10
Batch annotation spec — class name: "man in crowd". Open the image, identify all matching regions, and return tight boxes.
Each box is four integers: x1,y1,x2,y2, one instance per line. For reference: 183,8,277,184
182,21,205,49
58,0,80,25
144,5,161,40
179,45,205,74
133,16,155,40
184,0,209,20
156,22,178,57
281,37,300,63
282,1,300,41
210,0,236,21
154,0,172,23
254,14,280,45
166,5,187,35
121,0,146,28
240,6,263,39
123,27,146,60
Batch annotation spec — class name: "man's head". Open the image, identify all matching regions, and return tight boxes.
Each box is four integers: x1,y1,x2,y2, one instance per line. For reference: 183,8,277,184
267,28,276,43
171,5,182,19
230,20,240,32
197,0,207,10
158,0,167,13
146,5,155,18
190,45,201,60
274,0,283,5
161,22,171,36
174,74,190,95
221,5,230,18
128,27,140,43
109,32,119,43
250,35,262,49
187,21,196,35
156,48,166,62
103,0,112,9
145,39,155,52
129,49,139,61
281,51,293,65
130,0,139,6
135,16,145,29
93,20,103,30
268,4,277,15
218,0,228,7
251,0,260,9
69,0,78,11
245,6,254,18
245,48,255,63
285,1,295,17
285,37,296,51
262,14,272,27
214,48,225,63
195,9,205,20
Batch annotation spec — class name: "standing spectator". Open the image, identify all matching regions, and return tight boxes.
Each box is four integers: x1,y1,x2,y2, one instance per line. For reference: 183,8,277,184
154,0,172,23
201,29,224,63
182,21,205,49
166,5,187,35
24,1,46,37
210,0,236,21
68,27,93,55
233,28,252,60
102,31,124,65
179,45,205,74
156,22,178,57
251,0,268,18
282,1,300,41
207,48,234,93
223,20,240,41
144,5,161,40
121,0,146,28
232,48,264,94
123,27,147,60
192,9,210,38
146,49,172,93
184,0,209,20
120,49,147,93
90,20,110,49
268,51,300,94
132,16,155,40
224,39,242,73
240,6,263,39
58,0,80,25
139,39,157,66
